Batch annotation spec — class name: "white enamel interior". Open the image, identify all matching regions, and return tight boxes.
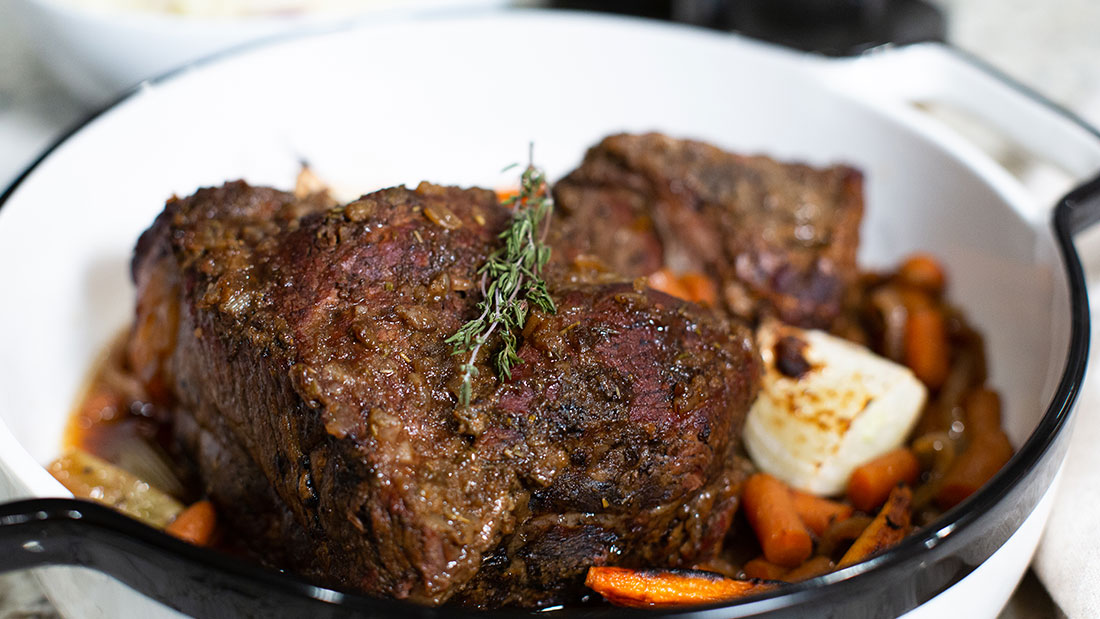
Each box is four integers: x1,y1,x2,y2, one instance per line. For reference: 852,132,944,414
0,11,1089,618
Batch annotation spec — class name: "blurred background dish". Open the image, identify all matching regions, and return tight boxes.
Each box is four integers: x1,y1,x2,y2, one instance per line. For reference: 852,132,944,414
7,0,510,105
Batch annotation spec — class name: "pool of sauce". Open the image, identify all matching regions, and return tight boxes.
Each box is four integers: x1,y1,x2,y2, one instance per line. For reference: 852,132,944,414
66,332,200,504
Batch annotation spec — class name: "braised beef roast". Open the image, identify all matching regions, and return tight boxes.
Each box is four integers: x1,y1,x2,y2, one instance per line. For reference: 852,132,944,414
551,133,864,328
129,179,761,607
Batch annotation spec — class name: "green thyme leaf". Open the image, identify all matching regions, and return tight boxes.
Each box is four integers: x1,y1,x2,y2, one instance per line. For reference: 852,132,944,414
447,158,557,407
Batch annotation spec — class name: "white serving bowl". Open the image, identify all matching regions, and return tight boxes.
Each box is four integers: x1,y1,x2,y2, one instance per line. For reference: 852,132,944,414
8,0,510,105
1,10,1099,618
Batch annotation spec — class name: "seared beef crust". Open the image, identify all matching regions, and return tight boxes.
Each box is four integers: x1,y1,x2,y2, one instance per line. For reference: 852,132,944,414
552,133,864,328
130,180,760,607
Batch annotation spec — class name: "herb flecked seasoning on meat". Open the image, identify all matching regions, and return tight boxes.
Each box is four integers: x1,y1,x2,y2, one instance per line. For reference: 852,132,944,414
128,154,762,607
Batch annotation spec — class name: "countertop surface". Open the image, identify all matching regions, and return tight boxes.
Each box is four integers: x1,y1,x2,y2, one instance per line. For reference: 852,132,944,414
1,0,1098,617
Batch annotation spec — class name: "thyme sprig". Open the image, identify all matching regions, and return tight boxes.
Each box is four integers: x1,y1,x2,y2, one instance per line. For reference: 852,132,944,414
447,162,556,407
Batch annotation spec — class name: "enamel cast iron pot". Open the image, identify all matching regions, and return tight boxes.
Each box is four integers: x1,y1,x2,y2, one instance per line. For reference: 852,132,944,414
1,11,1099,619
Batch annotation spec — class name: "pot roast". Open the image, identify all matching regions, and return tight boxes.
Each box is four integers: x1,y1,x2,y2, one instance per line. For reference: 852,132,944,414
551,133,864,328
129,179,761,607
126,134,863,607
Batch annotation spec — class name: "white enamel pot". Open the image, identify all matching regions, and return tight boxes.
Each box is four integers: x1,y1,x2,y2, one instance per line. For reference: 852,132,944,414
1,11,1098,618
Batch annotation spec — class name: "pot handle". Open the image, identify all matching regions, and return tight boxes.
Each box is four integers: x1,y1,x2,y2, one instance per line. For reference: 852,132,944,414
1057,174,1100,236
0,497,359,618
827,43,1100,183
0,497,173,573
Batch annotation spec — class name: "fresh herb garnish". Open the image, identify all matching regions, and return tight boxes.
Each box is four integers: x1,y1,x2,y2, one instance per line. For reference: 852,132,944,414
447,160,556,407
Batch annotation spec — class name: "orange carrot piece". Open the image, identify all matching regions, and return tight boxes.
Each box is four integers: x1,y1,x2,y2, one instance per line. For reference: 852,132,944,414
897,285,934,313
679,272,719,306
904,306,950,389
646,268,693,302
165,500,217,546
585,567,776,608
847,448,920,513
742,473,813,568
838,485,912,568
817,515,873,557
691,557,739,578
496,188,519,204
935,433,1012,509
789,489,855,537
964,388,1005,434
742,557,789,581
935,389,1013,509
782,556,836,582
898,254,946,295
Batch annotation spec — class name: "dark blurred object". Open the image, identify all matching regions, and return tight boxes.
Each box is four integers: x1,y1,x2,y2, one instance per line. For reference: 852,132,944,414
546,0,945,56
549,0,674,20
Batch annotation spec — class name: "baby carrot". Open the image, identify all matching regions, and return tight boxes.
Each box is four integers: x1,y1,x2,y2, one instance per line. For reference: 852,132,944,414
782,556,836,582
964,388,1005,434
742,557,789,581
838,485,912,568
905,306,950,389
165,500,217,547
585,567,776,608
789,488,854,537
936,389,1013,510
816,515,873,558
742,473,813,568
898,253,946,295
495,188,519,204
847,447,920,513
646,268,693,301
679,272,719,306
935,434,1012,509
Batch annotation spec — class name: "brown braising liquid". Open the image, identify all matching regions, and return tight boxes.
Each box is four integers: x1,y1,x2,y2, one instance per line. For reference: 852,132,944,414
66,332,199,504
